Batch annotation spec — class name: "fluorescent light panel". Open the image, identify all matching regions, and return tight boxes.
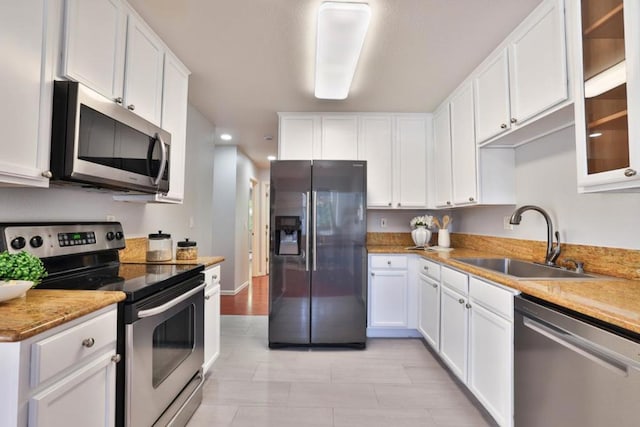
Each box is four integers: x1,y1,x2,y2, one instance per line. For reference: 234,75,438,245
315,2,371,100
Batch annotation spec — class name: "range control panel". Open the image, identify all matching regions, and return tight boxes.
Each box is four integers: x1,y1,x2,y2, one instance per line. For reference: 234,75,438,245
0,222,125,258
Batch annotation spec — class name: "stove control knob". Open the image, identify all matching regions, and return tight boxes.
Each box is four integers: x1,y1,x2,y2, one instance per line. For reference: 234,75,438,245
29,236,44,248
106,231,115,241
115,231,124,240
10,237,26,250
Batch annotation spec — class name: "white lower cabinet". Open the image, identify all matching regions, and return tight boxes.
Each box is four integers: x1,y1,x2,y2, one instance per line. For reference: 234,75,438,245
439,282,469,382
0,305,119,427
417,259,441,349
203,265,221,374
369,269,408,328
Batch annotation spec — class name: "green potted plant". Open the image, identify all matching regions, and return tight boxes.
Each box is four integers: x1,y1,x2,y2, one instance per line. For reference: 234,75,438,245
0,251,47,301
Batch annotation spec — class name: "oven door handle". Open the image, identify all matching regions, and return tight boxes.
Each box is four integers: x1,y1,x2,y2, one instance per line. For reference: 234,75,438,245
137,284,205,318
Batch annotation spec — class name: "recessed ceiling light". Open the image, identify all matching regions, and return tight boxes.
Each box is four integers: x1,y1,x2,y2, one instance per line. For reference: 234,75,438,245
267,155,277,161
589,132,603,138
220,133,232,141
315,2,371,100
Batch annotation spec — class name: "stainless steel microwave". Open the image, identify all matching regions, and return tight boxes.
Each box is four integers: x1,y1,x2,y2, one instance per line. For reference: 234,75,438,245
50,81,170,194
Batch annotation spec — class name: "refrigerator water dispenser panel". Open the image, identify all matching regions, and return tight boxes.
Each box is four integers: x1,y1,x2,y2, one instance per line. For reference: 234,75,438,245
275,216,301,255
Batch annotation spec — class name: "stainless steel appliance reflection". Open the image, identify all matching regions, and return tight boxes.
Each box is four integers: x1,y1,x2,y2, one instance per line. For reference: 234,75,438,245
269,160,367,348
0,222,204,427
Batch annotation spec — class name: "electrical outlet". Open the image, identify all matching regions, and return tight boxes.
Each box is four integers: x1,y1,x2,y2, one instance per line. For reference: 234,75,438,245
380,218,387,228
503,216,514,230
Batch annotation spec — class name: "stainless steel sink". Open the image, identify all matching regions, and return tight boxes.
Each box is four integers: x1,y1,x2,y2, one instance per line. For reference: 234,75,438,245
455,257,595,280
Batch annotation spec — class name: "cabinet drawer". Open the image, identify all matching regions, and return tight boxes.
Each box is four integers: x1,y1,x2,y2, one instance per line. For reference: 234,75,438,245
469,277,515,320
441,266,468,295
419,258,441,281
370,255,408,269
31,309,117,387
204,265,221,287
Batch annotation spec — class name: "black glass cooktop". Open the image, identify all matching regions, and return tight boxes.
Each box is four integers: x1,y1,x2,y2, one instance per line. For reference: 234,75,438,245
37,262,204,302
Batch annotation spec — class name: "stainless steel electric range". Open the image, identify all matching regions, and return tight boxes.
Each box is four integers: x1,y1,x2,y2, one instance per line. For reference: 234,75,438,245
0,222,205,427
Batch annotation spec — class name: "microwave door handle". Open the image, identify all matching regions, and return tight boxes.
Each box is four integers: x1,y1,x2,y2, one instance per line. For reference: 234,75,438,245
153,133,168,185
146,136,158,183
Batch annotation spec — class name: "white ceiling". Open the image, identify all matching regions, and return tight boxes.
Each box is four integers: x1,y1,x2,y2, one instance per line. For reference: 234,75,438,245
127,0,542,168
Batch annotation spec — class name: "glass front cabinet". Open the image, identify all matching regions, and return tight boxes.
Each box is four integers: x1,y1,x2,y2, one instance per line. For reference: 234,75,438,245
573,0,640,191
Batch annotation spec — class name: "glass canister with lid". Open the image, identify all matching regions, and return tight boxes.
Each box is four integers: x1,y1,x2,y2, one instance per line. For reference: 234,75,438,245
146,231,173,261
176,238,198,260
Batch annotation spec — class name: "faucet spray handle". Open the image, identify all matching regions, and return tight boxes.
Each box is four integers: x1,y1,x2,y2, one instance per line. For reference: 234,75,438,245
565,258,585,274
549,231,561,264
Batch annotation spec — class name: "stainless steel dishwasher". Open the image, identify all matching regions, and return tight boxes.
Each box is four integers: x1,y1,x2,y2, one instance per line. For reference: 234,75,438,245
514,295,640,427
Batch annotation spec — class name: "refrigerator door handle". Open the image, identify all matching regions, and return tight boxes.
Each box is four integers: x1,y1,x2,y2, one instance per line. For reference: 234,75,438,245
312,190,317,271
305,191,310,271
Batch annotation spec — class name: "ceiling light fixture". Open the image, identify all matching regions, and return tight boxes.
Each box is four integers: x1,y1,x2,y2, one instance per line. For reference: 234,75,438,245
314,2,371,100
220,133,232,141
267,155,277,161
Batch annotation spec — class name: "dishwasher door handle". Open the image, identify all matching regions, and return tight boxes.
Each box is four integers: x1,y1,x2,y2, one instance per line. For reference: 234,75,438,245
523,316,629,376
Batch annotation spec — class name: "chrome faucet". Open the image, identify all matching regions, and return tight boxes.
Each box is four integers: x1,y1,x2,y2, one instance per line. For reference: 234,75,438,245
509,205,561,266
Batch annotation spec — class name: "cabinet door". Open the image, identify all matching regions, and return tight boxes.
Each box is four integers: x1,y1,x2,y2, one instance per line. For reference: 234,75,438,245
432,105,453,208
0,0,53,188
278,115,320,160
439,285,468,382
509,0,567,125
359,116,393,207
474,49,511,143
203,285,220,374
469,302,513,427
29,351,116,427
418,273,440,350
63,0,126,101
123,14,164,125
450,82,478,205
396,116,427,208
369,270,408,328
159,52,190,202
321,116,358,160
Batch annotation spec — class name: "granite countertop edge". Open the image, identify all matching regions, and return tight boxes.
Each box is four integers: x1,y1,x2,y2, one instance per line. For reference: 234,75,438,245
368,245,640,335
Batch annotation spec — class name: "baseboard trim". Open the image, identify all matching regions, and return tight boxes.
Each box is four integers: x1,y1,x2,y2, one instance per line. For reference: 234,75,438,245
220,280,249,296
366,328,422,338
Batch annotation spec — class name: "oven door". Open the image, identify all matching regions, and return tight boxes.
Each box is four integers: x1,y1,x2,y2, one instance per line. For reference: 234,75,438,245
126,278,204,427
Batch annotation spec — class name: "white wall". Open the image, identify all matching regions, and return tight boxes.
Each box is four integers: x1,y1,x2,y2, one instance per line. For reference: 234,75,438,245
0,104,218,252
234,151,257,291
454,127,640,250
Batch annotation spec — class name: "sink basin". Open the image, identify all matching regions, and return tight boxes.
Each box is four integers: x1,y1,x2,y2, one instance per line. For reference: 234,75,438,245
455,258,594,280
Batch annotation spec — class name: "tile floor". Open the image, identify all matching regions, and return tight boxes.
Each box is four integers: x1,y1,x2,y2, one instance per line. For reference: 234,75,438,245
187,315,496,427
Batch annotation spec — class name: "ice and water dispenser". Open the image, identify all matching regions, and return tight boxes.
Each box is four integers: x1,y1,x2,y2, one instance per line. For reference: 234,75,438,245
275,216,301,255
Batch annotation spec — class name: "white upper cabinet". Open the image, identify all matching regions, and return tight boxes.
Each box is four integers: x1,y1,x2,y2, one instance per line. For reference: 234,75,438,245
321,116,358,160
63,0,165,125
123,13,164,125
509,0,568,125
573,0,640,192
359,116,393,207
450,82,478,205
62,0,126,101
278,114,320,160
432,104,453,208
474,49,512,143
396,115,428,208
475,0,569,147
0,0,54,188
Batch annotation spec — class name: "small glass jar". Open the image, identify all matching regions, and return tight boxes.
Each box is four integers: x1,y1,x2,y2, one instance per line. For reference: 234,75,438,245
146,231,173,261
176,238,198,260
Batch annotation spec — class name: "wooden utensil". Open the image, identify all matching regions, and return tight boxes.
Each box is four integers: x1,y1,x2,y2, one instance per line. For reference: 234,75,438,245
432,217,441,229
442,215,451,229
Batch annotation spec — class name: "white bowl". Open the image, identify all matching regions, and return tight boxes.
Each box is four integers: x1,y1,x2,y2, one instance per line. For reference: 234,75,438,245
0,280,34,302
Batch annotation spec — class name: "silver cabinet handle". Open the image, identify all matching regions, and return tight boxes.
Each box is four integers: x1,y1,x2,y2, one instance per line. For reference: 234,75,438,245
388,202,392,206
204,295,211,300
82,338,95,348
510,118,517,124
432,283,438,289
458,298,465,304
423,266,428,270
127,104,135,111
387,261,391,265
138,284,205,318
469,197,475,202
305,191,310,272
212,275,218,280
397,202,401,207
111,354,121,363
624,168,637,177
500,123,507,129
465,303,472,309
371,272,375,276
41,170,52,178
446,201,452,205
114,97,123,104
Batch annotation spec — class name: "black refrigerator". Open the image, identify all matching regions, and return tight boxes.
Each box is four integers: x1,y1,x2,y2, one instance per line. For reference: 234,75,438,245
269,160,367,348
